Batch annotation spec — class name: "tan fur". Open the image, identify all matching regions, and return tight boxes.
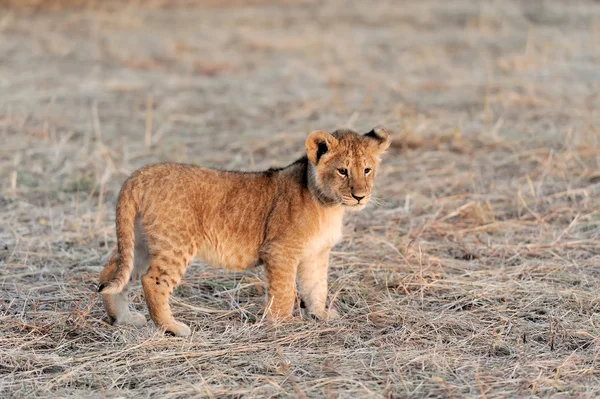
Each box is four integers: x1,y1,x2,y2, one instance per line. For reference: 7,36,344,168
98,126,390,336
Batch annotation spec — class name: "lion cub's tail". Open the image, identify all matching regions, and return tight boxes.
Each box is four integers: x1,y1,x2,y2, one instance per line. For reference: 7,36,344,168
98,177,138,295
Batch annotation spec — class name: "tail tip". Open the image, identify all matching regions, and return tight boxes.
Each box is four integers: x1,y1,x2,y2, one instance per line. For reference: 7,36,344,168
98,282,121,295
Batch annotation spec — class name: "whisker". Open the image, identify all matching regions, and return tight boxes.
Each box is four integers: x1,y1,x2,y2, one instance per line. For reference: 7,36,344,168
369,194,391,209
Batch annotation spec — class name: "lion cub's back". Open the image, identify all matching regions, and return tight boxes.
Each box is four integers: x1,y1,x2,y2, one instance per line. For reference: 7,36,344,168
130,163,277,270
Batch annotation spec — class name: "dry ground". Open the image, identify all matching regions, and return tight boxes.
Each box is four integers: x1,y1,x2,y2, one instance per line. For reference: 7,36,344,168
1,0,600,397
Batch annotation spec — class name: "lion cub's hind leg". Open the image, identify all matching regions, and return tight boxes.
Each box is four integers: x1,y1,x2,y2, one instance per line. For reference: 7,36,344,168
142,249,192,337
99,248,146,327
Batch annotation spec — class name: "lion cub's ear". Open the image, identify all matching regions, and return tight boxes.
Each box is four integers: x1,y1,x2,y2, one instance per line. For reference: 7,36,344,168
306,130,339,164
364,126,391,153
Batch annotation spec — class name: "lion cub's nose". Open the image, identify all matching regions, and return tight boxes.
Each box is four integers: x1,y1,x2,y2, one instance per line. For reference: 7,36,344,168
352,193,365,202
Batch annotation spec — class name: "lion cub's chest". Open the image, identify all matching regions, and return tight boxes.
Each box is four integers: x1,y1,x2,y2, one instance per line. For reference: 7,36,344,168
303,208,345,257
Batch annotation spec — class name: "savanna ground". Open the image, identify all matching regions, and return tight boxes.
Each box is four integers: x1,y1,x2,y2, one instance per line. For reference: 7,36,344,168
1,0,600,397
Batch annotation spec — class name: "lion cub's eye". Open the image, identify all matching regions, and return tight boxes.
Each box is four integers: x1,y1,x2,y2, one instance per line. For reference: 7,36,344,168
337,168,348,177
364,168,372,175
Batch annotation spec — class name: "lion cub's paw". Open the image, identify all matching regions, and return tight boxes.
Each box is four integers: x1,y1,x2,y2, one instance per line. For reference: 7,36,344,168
326,307,340,320
309,307,340,321
114,311,147,327
163,321,192,337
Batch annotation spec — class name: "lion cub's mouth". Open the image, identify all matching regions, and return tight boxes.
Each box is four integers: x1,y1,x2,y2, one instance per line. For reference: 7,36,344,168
344,202,367,210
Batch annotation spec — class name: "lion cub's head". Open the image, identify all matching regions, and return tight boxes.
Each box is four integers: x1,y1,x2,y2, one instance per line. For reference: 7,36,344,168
305,126,390,210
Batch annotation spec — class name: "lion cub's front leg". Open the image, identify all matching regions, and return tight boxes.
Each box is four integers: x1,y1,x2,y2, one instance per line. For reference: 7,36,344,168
263,251,300,320
298,248,338,320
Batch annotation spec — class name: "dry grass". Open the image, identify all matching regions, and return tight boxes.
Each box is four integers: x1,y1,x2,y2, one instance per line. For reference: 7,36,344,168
1,0,600,397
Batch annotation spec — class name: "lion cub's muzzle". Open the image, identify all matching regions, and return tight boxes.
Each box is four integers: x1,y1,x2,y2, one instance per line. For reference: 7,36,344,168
349,188,369,206
342,193,370,208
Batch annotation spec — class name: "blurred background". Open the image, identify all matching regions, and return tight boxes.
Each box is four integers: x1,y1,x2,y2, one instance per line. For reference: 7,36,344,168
1,1,600,397
1,1,599,185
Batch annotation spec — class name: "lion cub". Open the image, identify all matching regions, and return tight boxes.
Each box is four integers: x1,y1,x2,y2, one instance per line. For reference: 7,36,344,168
98,127,390,336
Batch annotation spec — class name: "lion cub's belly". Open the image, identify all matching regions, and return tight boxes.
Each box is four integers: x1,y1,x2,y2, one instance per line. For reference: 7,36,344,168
195,237,260,271
193,207,344,269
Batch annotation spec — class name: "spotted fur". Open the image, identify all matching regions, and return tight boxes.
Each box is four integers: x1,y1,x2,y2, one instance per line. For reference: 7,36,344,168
98,127,390,336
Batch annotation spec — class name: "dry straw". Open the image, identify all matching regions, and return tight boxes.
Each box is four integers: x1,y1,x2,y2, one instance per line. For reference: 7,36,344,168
1,0,600,397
